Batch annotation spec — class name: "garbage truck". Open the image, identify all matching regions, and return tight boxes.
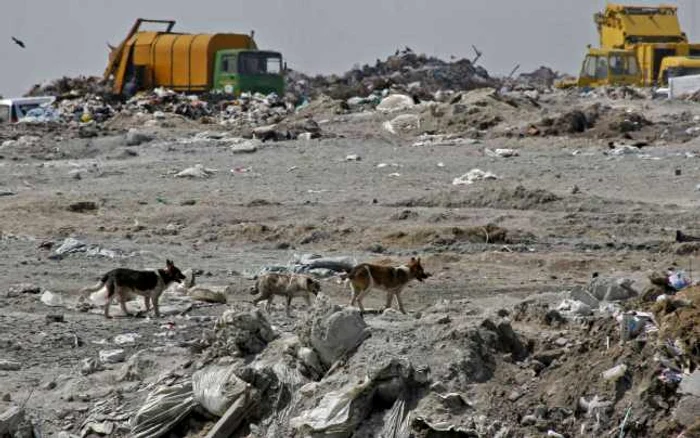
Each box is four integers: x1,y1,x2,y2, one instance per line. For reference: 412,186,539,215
566,3,700,88
104,19,285,96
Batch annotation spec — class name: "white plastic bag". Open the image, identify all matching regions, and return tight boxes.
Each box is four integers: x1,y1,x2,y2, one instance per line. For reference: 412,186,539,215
131,381,196,438
290,379,372,434
192,365,247,417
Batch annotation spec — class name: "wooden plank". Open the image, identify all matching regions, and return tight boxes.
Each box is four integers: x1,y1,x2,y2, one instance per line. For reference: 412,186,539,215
205,387,257,438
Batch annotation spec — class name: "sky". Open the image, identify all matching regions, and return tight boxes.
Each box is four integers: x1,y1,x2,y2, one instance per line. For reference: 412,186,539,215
1,0,699,97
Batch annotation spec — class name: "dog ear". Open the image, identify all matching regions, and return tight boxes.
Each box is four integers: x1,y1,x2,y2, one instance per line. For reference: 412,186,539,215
416,257,421,263
166,259,173,267
410,257,416,262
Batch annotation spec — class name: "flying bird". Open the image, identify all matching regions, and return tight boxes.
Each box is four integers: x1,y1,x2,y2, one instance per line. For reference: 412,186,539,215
11,37,25,48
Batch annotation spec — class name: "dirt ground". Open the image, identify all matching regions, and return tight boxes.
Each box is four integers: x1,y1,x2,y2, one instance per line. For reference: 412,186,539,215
1,90,700,437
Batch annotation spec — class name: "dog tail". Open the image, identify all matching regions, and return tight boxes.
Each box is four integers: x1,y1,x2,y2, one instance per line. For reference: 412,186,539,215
79,280,106,296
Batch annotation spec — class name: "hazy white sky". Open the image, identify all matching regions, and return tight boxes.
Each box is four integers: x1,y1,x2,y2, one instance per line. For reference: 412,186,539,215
1,0,698,96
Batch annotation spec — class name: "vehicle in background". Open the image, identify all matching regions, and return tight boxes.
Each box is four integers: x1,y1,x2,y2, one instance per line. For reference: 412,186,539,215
104,19,285,97
565,4,700,88
0,96,56,124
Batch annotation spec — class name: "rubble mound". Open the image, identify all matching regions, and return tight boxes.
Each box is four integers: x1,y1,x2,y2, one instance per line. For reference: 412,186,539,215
287,51,497,101
393,185,562,211
532,103,653,138
25,76,114,99
517,66,563,88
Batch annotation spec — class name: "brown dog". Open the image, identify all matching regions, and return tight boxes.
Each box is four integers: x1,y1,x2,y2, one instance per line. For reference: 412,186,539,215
251,273,321,316
345,257,431,314
80,259,186,318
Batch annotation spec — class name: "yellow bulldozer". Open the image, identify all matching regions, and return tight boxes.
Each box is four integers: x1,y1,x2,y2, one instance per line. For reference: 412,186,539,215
564,3,700,88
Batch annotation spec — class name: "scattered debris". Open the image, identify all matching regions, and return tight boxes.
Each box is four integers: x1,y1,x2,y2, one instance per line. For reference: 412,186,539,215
452,168,499,185
99,349,126,364
175,164,217,179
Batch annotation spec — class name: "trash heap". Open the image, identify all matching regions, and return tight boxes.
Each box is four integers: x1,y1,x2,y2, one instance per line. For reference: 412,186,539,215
24,76,113,99
516,66,563,89
286,50,497,102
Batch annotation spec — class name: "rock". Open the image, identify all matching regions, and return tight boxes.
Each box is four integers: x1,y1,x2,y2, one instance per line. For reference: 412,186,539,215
211,309,278,356
8,283,40,296
533,349,565,367
0,406,24,435
557,299,593,317
602,364,627,381
40,290,64,307
569,286,600,308
229,139,260,154
114,333,140,345
383,114,420,134
452,169,499,186
175,164,217,179
673,396,700,427
118,351,154,382
99,349,126,364
377,94,415,112
78,124,99,138
485,148,519,158
345,154,361,161
125,129,153,146
680,370,700,397
481,318,529,361
1,394,9,402
67,201,98,213
80,358,103,375
587,277,638,302
0,359,21,371
45,313,65,323
306,299,370,367
521,414,537,426
188,287,227,304
42,381,57,390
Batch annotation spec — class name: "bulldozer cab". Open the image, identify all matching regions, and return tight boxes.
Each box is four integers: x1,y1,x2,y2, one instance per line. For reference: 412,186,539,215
213,50,285,96
578,49,640,87
658,56,700,85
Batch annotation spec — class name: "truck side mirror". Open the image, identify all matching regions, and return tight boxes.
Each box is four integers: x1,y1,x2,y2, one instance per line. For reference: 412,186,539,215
283,62,288,72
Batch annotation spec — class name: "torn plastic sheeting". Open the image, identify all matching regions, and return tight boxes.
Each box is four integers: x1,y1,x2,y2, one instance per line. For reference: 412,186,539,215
411,416,476,436
290,378,373,435
193,365,248,417
379,398,411,438
49,237,132,260
131,380,197,438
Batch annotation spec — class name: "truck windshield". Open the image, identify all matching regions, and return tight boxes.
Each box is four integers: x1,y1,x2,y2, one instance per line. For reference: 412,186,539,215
609,54,638,76
238,52,282,75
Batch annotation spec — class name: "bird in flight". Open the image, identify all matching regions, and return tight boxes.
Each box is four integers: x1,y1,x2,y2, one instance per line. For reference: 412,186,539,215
11,37,25,48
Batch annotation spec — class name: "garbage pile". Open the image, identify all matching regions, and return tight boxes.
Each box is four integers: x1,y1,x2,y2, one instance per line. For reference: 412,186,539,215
16,82,308,138
24,76,113,99
516,66,564,89
286,50,497,102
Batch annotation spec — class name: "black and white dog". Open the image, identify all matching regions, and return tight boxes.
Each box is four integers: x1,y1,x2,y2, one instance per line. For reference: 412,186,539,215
80,259,186,318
